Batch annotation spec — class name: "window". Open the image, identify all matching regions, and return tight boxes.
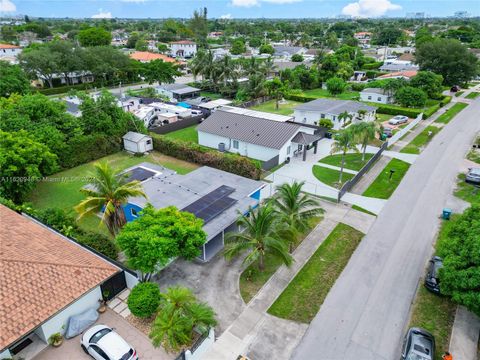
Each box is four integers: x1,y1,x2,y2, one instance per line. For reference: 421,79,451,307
287,146,291,155
368,96,372,100
131,208,138,217
377,97,382,101
90,345,110,360
302,118,306,123
320,114,325,119
146,139,152,145
233,140,239,149
332,116,336,121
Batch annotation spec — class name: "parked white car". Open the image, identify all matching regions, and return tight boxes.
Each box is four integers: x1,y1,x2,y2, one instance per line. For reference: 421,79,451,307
388,115,409,125
81,325,138,360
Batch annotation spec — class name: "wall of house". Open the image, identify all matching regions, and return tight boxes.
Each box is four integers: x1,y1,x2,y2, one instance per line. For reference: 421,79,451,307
171,43,197,57
0,349,11,359
123,139,140,153
0,48,22,57
294,110,375,130
184,328,215,360
360,92,391,104
123,203,144,222
36,287,102,343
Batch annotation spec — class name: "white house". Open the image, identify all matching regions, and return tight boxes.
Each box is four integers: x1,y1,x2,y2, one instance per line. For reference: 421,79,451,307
0,205,138,360
354,32,372,46
197,109,323,166
123,131,153,154
149,102,192,118
293,99,377,130
131,105,157,128
0,43,22,63
360,88,394,104
155,83,201,102
170,40,197,58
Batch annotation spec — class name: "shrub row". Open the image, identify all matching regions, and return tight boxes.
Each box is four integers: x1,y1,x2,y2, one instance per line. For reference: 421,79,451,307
285,94,318,103
440,96,452,107
423,104,440,119
375,104,423,118
362,62,383,70
62,134,122,168
151,134,262,180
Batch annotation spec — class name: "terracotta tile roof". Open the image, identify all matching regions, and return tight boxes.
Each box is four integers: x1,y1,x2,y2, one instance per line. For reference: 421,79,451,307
129,51,177,63
170,40,196,45
0,205,119,351
0,43,21,49
378,70,418,79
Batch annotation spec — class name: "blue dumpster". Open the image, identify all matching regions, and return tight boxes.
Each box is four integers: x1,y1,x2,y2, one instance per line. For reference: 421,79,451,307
442,208,452,220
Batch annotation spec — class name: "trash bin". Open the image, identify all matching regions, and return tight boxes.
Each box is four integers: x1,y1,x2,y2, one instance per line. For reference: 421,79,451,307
442,208,452,220
380,133,387,141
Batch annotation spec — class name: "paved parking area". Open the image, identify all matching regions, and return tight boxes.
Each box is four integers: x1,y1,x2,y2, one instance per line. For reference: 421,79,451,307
35,309,173,360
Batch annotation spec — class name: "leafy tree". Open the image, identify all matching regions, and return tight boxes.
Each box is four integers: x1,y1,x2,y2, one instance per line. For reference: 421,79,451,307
248,37,262,48
18,46,58,88
415,26,434,48
0,130,58,203
351,122,377,161
135,38,148,51
48,40,84,85
0,62,31,97
319,118,334,129
337,61,354,80
150,286,217,352
271,181,323,252
373,28,403,46
189,8,208,46
126,32,141,49
74,162,147,237
259,43,274,55
77,27,112,47
224,204,293,271
338,110,353,126
330,129,358,184
141,59,181,85
326,76,347,96
116,205,207,282
319,54,339,81
217,55,239,88
291,54,304,62
265,77,287,110
230,39,246,55
157,43,169,53
410,71,444,99
128,282,161,318
416,38,478,85
437,206,480,316
394,86,427,108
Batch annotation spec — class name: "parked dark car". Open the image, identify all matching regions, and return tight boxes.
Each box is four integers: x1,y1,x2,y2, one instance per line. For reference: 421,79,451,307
382,127,393,138
465,167,480,184
424,256,443,294
401,327,435,360
450,85,461,92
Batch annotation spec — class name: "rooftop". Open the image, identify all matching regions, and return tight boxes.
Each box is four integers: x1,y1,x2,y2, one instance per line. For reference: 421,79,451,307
378,70,418,79
0,43,21,49
361,88,388,95
123,131,151,143
197,109,300,150
170,40,196,45
294,98,376,114
0,205,119,351
129,51,177,63
158,83,200,94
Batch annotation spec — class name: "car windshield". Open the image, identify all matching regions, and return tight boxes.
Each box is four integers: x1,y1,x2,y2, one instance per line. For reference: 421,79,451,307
120,348,134,360
89,328,112,344
406,353,430,360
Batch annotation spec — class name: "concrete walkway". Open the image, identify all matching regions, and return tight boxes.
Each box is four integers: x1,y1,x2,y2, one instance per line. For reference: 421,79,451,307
351,156,390,195
314,162,359,175
201,202,376,360
449,306,480,360
383,150,418,164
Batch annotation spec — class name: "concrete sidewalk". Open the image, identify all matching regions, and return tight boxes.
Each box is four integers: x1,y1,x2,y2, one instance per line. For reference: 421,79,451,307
314,162,359,175
449,306,480,360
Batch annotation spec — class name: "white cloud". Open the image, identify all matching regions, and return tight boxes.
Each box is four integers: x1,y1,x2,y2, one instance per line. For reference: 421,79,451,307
220,13,232,19
342,0,401,18
91,9,112,19
0,0,16,12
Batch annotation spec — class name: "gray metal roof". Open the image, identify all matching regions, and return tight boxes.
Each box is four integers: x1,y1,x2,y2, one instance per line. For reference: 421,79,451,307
197,110,301,150
361,88,388,95
160,83,200,94
294,98,377,115
379,63,419,72
273,46,305,56
291,132,323,145
122,131,151,143
126,163,263,241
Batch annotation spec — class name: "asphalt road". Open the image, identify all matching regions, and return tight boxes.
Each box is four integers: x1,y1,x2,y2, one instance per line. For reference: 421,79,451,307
292,99,480,360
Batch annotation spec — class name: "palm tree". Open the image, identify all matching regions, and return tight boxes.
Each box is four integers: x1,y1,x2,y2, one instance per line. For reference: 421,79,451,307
265,77,288,110
244,57,263,77
150,286,217,352
189,50,206,82
261,56,275,78
271,181,324,252
224,204,293,271
330,129,359,184
352,122,377,161
338,111,353,128
217,55,239,88
74,162,147,236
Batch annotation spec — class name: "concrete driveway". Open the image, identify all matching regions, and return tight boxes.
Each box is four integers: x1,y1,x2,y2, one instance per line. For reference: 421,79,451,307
35,309,172,360
154,254,246,334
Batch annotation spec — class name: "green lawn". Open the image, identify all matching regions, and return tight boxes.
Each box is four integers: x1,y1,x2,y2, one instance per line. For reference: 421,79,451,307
465,92,480,99
267,223,364,323
163,125,199,143
200,91,223,100
454,174,480,206
454,91,464,97
319,153,374,172
400,126,441,154
351,204,377,216
435,103,469,124
251,99,302,115
239,217,322,304
28,151,198,235
312,165,355,188
301,88,359,100
362,158,410,199
375,113,392,123
467,148,480,164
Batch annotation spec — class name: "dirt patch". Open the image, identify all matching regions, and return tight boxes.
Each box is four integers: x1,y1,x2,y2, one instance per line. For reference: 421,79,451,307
126,315,154,336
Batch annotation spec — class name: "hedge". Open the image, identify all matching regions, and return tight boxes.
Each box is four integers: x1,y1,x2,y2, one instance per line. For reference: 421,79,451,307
151,134,262,180
127,282,161,318
423,104,440,119
440,96,452,107
285,94,318,103
362,62,383,70
372,104,423,118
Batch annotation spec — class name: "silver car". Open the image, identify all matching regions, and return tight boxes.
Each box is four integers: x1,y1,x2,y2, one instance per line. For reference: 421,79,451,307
401,327,435,360
466,168,480,184
81,325,138,360
389,115,409,125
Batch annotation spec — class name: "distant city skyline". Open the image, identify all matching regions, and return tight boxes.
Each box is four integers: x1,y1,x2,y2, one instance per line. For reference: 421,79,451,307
0,0,478,19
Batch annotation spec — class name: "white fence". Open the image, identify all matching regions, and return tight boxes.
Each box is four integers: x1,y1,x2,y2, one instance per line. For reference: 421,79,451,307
387,113,424,146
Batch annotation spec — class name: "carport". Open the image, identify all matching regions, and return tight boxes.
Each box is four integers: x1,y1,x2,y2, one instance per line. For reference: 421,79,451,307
291,132,323,161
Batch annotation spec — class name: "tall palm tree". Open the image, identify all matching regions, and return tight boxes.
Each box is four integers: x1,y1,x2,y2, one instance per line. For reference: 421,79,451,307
338,111,353,128
189,49,206,82
330,129,359,184
74,162,147,236
150,286,217,352
261,56,275,78
224,204,293,271
244,56,263,77
217,55,239,88
352,122,377,161
271,181,324,252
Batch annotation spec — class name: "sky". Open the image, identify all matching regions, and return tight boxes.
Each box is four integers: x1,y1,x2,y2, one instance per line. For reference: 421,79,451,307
0,0,478,19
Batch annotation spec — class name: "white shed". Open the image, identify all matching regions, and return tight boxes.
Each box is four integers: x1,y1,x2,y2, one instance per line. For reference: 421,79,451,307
123,132,153,154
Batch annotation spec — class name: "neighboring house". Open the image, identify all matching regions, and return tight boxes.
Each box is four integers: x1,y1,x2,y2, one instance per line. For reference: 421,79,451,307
397,53,415,62
113,94,142,112
149,102,192,118
129,51,177,63
293,98,377,130
63,96,83,117
35,71,94,87
273,45,307,58
0,205,137,360
379,60,419,72
122,163,264,261
198,108,322,165
0,43,22,63
123,131,153,154
354,32,372,46
377,70,418,80
198,99,233,111
270,61,312,77
170,40,197,58
132,105,157,128
208,31,223,39
155,83,200,102
360,88,394,104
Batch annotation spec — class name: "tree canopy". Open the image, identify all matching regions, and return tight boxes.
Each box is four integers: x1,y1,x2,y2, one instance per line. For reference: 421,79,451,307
0,62,31,98
78,27,112,47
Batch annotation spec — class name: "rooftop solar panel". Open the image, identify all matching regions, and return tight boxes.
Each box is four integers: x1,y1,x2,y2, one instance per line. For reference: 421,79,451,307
124,167,156,182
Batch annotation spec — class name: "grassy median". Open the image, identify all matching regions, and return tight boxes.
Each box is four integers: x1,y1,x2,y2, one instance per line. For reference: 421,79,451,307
267,223,364,323
435,102,469,124
362,158,410,199
318,153,374,171
400,126,441,154
312,165,355,188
